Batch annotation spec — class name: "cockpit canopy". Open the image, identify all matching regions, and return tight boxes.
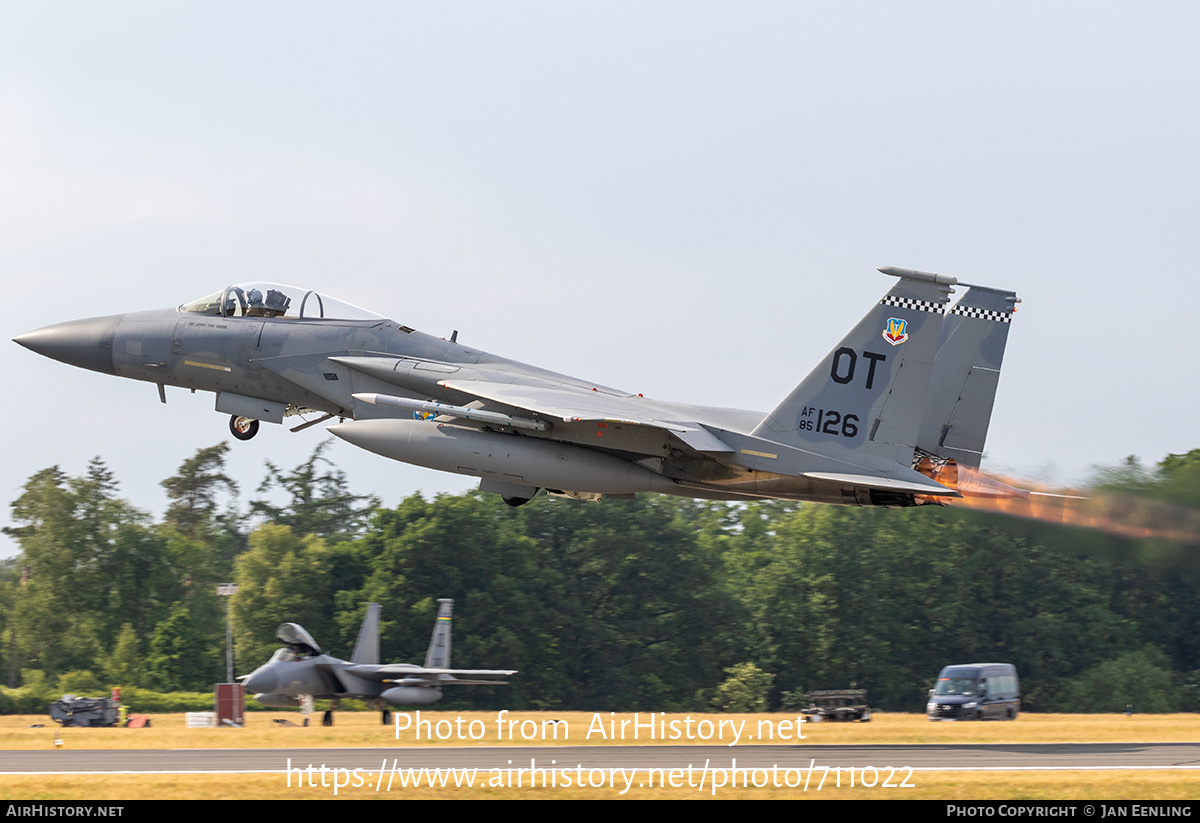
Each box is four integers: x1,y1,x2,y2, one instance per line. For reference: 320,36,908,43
275,622,321,656
181,283,383,321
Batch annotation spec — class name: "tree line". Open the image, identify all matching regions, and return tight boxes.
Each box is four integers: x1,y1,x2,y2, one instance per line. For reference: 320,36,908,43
3,442,1199,713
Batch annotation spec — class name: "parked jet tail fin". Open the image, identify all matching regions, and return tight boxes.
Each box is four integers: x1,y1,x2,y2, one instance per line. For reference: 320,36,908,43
350,603,381,665
424,598,453,669
752,267,955,467
916,284,1020,468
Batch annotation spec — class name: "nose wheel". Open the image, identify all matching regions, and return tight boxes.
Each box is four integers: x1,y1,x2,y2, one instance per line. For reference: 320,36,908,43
230,415,260,441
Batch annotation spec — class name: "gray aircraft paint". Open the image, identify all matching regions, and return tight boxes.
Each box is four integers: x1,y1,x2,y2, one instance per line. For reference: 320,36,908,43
916,284,1020,468
240,599,514,711
753,267,955,467
14,269,1023,508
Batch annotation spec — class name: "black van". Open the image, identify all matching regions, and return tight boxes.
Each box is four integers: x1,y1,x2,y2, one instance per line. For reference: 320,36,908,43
927,663,1020,720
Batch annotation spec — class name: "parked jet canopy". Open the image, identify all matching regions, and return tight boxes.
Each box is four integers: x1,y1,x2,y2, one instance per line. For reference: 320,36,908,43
239,601,515,724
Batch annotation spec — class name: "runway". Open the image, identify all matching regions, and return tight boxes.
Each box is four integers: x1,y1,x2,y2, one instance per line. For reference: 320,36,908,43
2,743,1198,774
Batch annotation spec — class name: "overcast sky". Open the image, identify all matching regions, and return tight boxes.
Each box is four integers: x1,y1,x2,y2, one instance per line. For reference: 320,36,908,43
3,2,1198,554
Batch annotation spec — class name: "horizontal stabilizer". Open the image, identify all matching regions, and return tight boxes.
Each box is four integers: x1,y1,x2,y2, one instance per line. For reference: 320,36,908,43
802,471,960,497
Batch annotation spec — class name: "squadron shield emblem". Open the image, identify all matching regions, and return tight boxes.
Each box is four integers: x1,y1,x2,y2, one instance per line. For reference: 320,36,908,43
883,317,909,346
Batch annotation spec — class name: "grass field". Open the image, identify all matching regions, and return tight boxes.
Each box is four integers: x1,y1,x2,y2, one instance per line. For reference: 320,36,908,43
2,711,1197,800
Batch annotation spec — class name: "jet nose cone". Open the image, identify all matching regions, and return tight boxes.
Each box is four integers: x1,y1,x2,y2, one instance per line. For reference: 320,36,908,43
14,314,123,375
242,668,276,694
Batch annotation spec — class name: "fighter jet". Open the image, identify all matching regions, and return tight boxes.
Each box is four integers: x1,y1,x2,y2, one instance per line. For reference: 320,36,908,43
240,599,515,724
13,266,1026,507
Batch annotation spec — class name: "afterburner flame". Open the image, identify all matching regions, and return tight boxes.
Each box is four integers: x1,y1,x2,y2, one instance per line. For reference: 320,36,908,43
945,476,1200,543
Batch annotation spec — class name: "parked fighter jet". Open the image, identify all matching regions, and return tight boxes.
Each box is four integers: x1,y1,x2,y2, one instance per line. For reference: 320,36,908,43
240,600,514,724
14,266,1025,506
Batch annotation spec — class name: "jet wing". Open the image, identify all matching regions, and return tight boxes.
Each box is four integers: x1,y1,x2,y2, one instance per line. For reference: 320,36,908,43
334,355,732,448
344,664,516,684
437,379,699,429
342,358,958,496
344,364,737,453
436,380,741,453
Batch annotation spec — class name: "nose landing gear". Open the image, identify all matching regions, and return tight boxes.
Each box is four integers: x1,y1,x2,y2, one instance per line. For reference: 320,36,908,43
230,415,260,441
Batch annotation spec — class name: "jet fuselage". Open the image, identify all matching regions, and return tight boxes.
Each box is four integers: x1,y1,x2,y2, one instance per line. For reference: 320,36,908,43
15,271,1024,507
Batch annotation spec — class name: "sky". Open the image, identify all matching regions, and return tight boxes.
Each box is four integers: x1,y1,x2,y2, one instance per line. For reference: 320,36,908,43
3,2,1199,554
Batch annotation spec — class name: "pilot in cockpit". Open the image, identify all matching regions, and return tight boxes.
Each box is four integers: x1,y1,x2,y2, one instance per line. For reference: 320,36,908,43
244,288,266,317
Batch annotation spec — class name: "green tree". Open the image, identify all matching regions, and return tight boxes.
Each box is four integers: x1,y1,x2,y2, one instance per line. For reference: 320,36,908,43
145,601,222,691
5,463,149,679
162,443,239,539
161,443,245,579
712,663,774,712
1060,647,1180,713
1154,449,1200,510
232,524,333,669
56,669,105,695
348,493,550,709
251,441,379,539
104,624,143,689
509,494,732,709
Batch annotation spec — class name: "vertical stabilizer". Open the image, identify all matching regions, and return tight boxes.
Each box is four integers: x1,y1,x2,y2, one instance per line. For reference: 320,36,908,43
350,603,381,665
916,284,1019,467
424,598,453,669
752,267,955,467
